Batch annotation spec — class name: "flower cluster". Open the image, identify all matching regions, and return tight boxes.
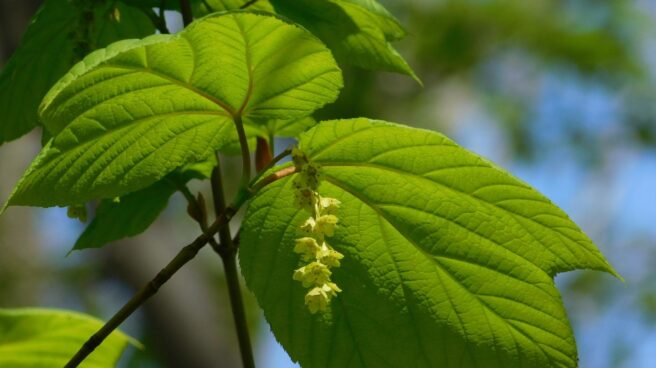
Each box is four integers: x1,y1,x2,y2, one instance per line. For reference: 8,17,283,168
291,148,344,314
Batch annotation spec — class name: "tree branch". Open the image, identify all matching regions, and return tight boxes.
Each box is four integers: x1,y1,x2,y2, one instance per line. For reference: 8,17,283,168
179,0,193,27
211,161,234,250
219,245,255,368
136,5,170,34
210,156,256,368
240,0,259,9
64,206,242,367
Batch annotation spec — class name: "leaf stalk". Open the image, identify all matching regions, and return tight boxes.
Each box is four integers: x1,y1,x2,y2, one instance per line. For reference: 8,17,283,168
250,166,296,194
179,0,193,27
234,115,252,188
249,147,293,188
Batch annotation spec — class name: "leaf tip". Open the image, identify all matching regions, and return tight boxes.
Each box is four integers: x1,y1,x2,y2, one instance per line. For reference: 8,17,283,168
0,197,11,217
585,258,623,282
593,251,623,282
606,265,624,282
65,245,80,257
409,70,423,87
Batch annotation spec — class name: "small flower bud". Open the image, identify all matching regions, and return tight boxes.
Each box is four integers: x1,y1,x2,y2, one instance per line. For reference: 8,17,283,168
319,197,341,215
304,282,342,314
294,187,316,213
317,243,344,267
291,147,309,168
322,282,342,296
294,237,320,261
300,217,316,234
302,163,322,189
293,262,331,288
315,215,338,237
305,287,330,314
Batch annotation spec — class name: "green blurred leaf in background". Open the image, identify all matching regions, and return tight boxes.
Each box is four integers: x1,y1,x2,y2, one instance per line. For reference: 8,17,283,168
0,308,135,368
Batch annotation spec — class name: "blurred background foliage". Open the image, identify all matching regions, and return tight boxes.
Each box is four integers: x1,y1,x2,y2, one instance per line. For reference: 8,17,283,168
1,0,655,367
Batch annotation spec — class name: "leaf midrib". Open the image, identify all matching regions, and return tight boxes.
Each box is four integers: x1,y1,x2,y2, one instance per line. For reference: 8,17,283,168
109,64,237,115
233,14,255,116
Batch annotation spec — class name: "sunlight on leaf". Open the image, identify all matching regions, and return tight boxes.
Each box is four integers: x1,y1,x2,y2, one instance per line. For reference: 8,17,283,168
0,308,135,368
241,118,618,368
4,11,342,208
270,0,419,81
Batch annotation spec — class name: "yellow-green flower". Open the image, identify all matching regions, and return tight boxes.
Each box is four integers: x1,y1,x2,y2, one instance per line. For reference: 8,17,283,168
294,237,321,261
291,146,345,314
317,244,344,268
319,197,341,215
315,215,338,237
305,282,342,314
293,262,331,288
300,217,317,234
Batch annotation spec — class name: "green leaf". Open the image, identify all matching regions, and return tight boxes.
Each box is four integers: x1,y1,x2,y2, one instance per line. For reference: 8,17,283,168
121,0,274,13
73,179,176,251
74,157,216,251
271,116,317,137
248,116,317,138
93,2,156,48
0,0,155,145
0,308,133,367
337,0,406,40
240,118,618,368
270,0,419,81
5,12,342,209
190,0,417,79
193,0,274,15
177,157,218,182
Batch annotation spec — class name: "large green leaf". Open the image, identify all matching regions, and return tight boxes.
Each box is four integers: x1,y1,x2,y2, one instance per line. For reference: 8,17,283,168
335,0,406,40
73,158,216,251
191,0,417,79
270,0,418,80
0,308,133,368
94,2,156,48
0,0,155,145
4,12,342,209
240,118,617,367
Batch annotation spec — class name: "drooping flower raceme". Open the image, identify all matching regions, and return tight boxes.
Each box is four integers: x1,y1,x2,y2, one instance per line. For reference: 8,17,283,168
291,147,344,314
